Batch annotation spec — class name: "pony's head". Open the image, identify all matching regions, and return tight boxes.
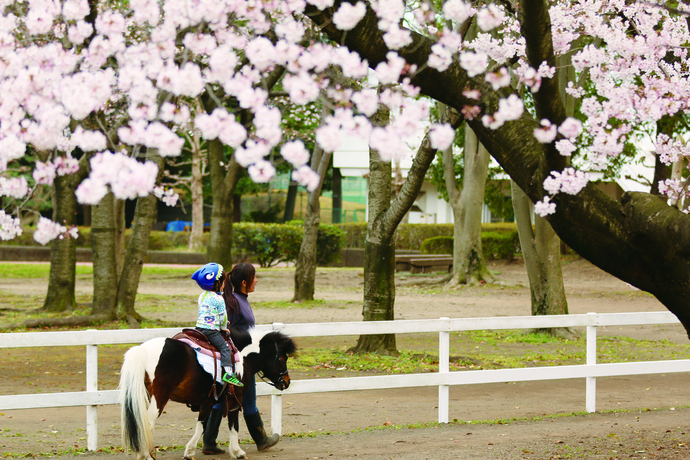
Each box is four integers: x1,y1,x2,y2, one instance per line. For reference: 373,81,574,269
232,329,297,391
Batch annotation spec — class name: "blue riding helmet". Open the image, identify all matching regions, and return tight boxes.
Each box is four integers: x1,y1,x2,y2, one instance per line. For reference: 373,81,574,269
191,263,224,291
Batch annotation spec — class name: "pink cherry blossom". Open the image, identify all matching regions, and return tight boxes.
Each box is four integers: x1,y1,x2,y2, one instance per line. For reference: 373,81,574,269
459,52,488,77
429,123,455,150
374,52,406,84
477,4,505,32
0,176,28,199
281,140,310,167
292,165,321,191
0,210,22,241
443,0,473,23
34,217,67,246
534,196,556,217
533,119,558,143
33,161,57,185
558,117,583,139
248,159,276,183
352,89,379,117
485,68,511,90
333,2,366,31
427,44,453,72
153,186,179,206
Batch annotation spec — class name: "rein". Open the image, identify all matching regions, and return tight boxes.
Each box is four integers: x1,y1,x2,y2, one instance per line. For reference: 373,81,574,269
257,342,288,390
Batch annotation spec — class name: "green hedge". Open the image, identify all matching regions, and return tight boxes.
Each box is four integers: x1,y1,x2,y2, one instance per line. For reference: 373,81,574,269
335,222,519,252
420,236,453,254
233,222,345,267
420,230,520,260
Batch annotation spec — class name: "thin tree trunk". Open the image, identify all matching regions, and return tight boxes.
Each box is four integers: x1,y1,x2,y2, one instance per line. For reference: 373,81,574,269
42,173,78,312
283,180,298,222
91,191,118,318
189,131,205,251
116,151,165,325
446,123,491,286
350,106,397,354
293,144,332,302
511,180,572,337
332,167,342,224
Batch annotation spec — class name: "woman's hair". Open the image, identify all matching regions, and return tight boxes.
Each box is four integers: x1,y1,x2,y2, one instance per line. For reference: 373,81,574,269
222,263,256,315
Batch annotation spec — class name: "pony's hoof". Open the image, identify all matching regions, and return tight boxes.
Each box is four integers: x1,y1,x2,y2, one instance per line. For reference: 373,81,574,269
183,457,196,460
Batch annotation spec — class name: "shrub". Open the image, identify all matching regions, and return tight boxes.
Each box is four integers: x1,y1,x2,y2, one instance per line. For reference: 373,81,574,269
233,222,344,267
335,222,367,248
419,229,521,260
233,223,301,267
396,224,454,250
482,231,520,261
420,236,453,254
315,224,345,265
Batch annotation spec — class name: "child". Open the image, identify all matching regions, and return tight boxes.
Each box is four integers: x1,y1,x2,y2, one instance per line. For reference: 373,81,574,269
191,262,243,387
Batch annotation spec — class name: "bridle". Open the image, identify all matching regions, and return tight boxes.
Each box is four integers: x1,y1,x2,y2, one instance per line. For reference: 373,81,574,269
257,342,289,390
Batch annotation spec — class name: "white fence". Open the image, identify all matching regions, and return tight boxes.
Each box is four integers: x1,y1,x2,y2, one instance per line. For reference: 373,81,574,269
2,311,690,451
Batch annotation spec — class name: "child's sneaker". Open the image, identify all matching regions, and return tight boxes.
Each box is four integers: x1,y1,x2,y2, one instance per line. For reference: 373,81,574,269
222,372,243,387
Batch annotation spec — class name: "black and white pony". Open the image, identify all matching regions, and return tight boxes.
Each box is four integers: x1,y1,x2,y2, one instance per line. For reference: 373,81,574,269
119,328,296,460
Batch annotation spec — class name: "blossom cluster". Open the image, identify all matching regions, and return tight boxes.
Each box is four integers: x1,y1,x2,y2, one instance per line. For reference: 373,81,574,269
33,217,78,246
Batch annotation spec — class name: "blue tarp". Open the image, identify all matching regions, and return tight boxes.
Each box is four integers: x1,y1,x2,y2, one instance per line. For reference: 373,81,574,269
166,221,192,232
165,221,210,232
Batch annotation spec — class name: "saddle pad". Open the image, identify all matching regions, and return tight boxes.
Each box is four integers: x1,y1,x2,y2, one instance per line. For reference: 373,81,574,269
178,339,223,383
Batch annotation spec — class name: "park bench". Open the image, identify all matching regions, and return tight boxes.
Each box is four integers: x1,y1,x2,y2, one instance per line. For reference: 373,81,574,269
395,254,453,273
395,254,451,272
408,257,453,274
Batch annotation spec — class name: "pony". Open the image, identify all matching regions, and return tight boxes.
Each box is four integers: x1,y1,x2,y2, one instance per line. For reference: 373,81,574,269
119,328,297,460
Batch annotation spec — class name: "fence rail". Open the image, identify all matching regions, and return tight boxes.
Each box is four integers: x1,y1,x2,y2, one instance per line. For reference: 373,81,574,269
1,311,689,451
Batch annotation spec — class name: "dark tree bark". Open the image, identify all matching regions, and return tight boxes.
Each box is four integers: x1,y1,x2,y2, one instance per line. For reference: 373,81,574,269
283,180,298,222
116,150,165,325
91,191,119,318
306,2,690,338
332,167,343,224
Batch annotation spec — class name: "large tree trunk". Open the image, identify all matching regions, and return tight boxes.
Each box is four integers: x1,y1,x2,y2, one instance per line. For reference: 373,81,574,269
42,173,79,312
446,124,491,286
206,140,241,267
116,151,165,325
91,191,119,318
293,145,332,302
511,180,572,337
351,107,397,354
189,130,205,251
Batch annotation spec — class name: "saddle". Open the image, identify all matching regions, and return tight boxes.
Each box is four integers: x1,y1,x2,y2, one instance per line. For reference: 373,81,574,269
172,328,241,406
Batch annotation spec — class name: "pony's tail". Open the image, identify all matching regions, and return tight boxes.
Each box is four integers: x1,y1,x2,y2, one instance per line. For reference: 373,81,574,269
118,344,153,456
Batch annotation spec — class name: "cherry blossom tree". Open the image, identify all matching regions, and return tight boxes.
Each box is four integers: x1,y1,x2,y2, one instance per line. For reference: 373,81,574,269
4,0,690,336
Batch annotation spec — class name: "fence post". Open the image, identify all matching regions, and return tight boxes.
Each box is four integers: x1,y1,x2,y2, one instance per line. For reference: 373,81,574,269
86,333,98,451
438,317,450,423
586,313,597,413
271,323,284,435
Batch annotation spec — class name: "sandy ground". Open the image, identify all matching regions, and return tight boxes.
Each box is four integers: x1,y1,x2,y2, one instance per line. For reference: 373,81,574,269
1,258,690,459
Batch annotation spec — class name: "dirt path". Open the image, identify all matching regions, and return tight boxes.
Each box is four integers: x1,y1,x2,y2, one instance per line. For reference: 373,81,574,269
2,258,690,459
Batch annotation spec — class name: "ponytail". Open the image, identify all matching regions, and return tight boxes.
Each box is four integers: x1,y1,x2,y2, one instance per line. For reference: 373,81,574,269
222,262,256,316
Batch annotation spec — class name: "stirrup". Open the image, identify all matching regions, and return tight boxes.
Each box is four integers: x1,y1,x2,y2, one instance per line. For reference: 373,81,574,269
222,372,244,387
